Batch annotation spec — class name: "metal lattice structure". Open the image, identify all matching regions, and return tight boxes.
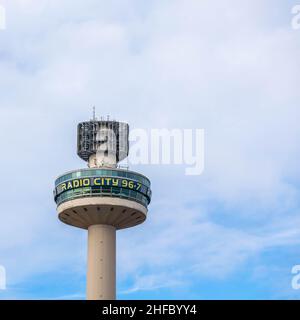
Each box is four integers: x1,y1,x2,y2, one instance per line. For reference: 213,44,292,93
77,120,129,163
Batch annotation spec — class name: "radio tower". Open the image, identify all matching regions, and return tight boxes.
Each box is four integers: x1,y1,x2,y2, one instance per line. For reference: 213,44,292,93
53,114,152,300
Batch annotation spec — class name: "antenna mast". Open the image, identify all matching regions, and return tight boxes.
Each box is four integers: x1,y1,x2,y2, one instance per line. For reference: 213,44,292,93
92,106,96,121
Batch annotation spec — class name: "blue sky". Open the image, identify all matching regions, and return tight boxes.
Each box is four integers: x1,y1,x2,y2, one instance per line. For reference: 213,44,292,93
1,0,300,299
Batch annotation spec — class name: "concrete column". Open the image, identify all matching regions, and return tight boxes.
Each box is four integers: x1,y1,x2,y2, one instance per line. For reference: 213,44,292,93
87,224,116,300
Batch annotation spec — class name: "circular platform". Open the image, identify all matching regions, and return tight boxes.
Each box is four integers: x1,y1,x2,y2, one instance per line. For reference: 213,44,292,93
54,168,151,230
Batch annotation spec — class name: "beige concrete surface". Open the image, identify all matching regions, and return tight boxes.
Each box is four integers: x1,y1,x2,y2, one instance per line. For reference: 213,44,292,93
57,197,147,230
87,224,116,300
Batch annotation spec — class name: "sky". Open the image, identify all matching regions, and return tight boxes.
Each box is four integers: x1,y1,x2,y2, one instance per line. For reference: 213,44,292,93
0,0,300,299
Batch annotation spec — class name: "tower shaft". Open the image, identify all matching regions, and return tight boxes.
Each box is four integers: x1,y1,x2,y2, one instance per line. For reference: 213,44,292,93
87,224,116,300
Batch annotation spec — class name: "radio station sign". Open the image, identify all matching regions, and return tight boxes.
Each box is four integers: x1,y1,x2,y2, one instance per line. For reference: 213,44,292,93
55,177,150,198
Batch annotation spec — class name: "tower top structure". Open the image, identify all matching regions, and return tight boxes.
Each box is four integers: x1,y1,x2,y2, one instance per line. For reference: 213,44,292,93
77,114,129,169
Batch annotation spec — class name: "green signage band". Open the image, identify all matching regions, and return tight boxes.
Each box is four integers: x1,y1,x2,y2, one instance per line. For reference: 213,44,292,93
54,169,152,208
55,177,149,196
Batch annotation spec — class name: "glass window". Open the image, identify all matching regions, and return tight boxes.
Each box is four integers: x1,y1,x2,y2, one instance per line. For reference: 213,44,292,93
121,188,129,196
112,187,120,194
102,186,111,193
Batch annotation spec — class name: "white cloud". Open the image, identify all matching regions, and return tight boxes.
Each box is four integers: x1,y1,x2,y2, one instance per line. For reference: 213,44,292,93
0,0,300,298
120,273,183,294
